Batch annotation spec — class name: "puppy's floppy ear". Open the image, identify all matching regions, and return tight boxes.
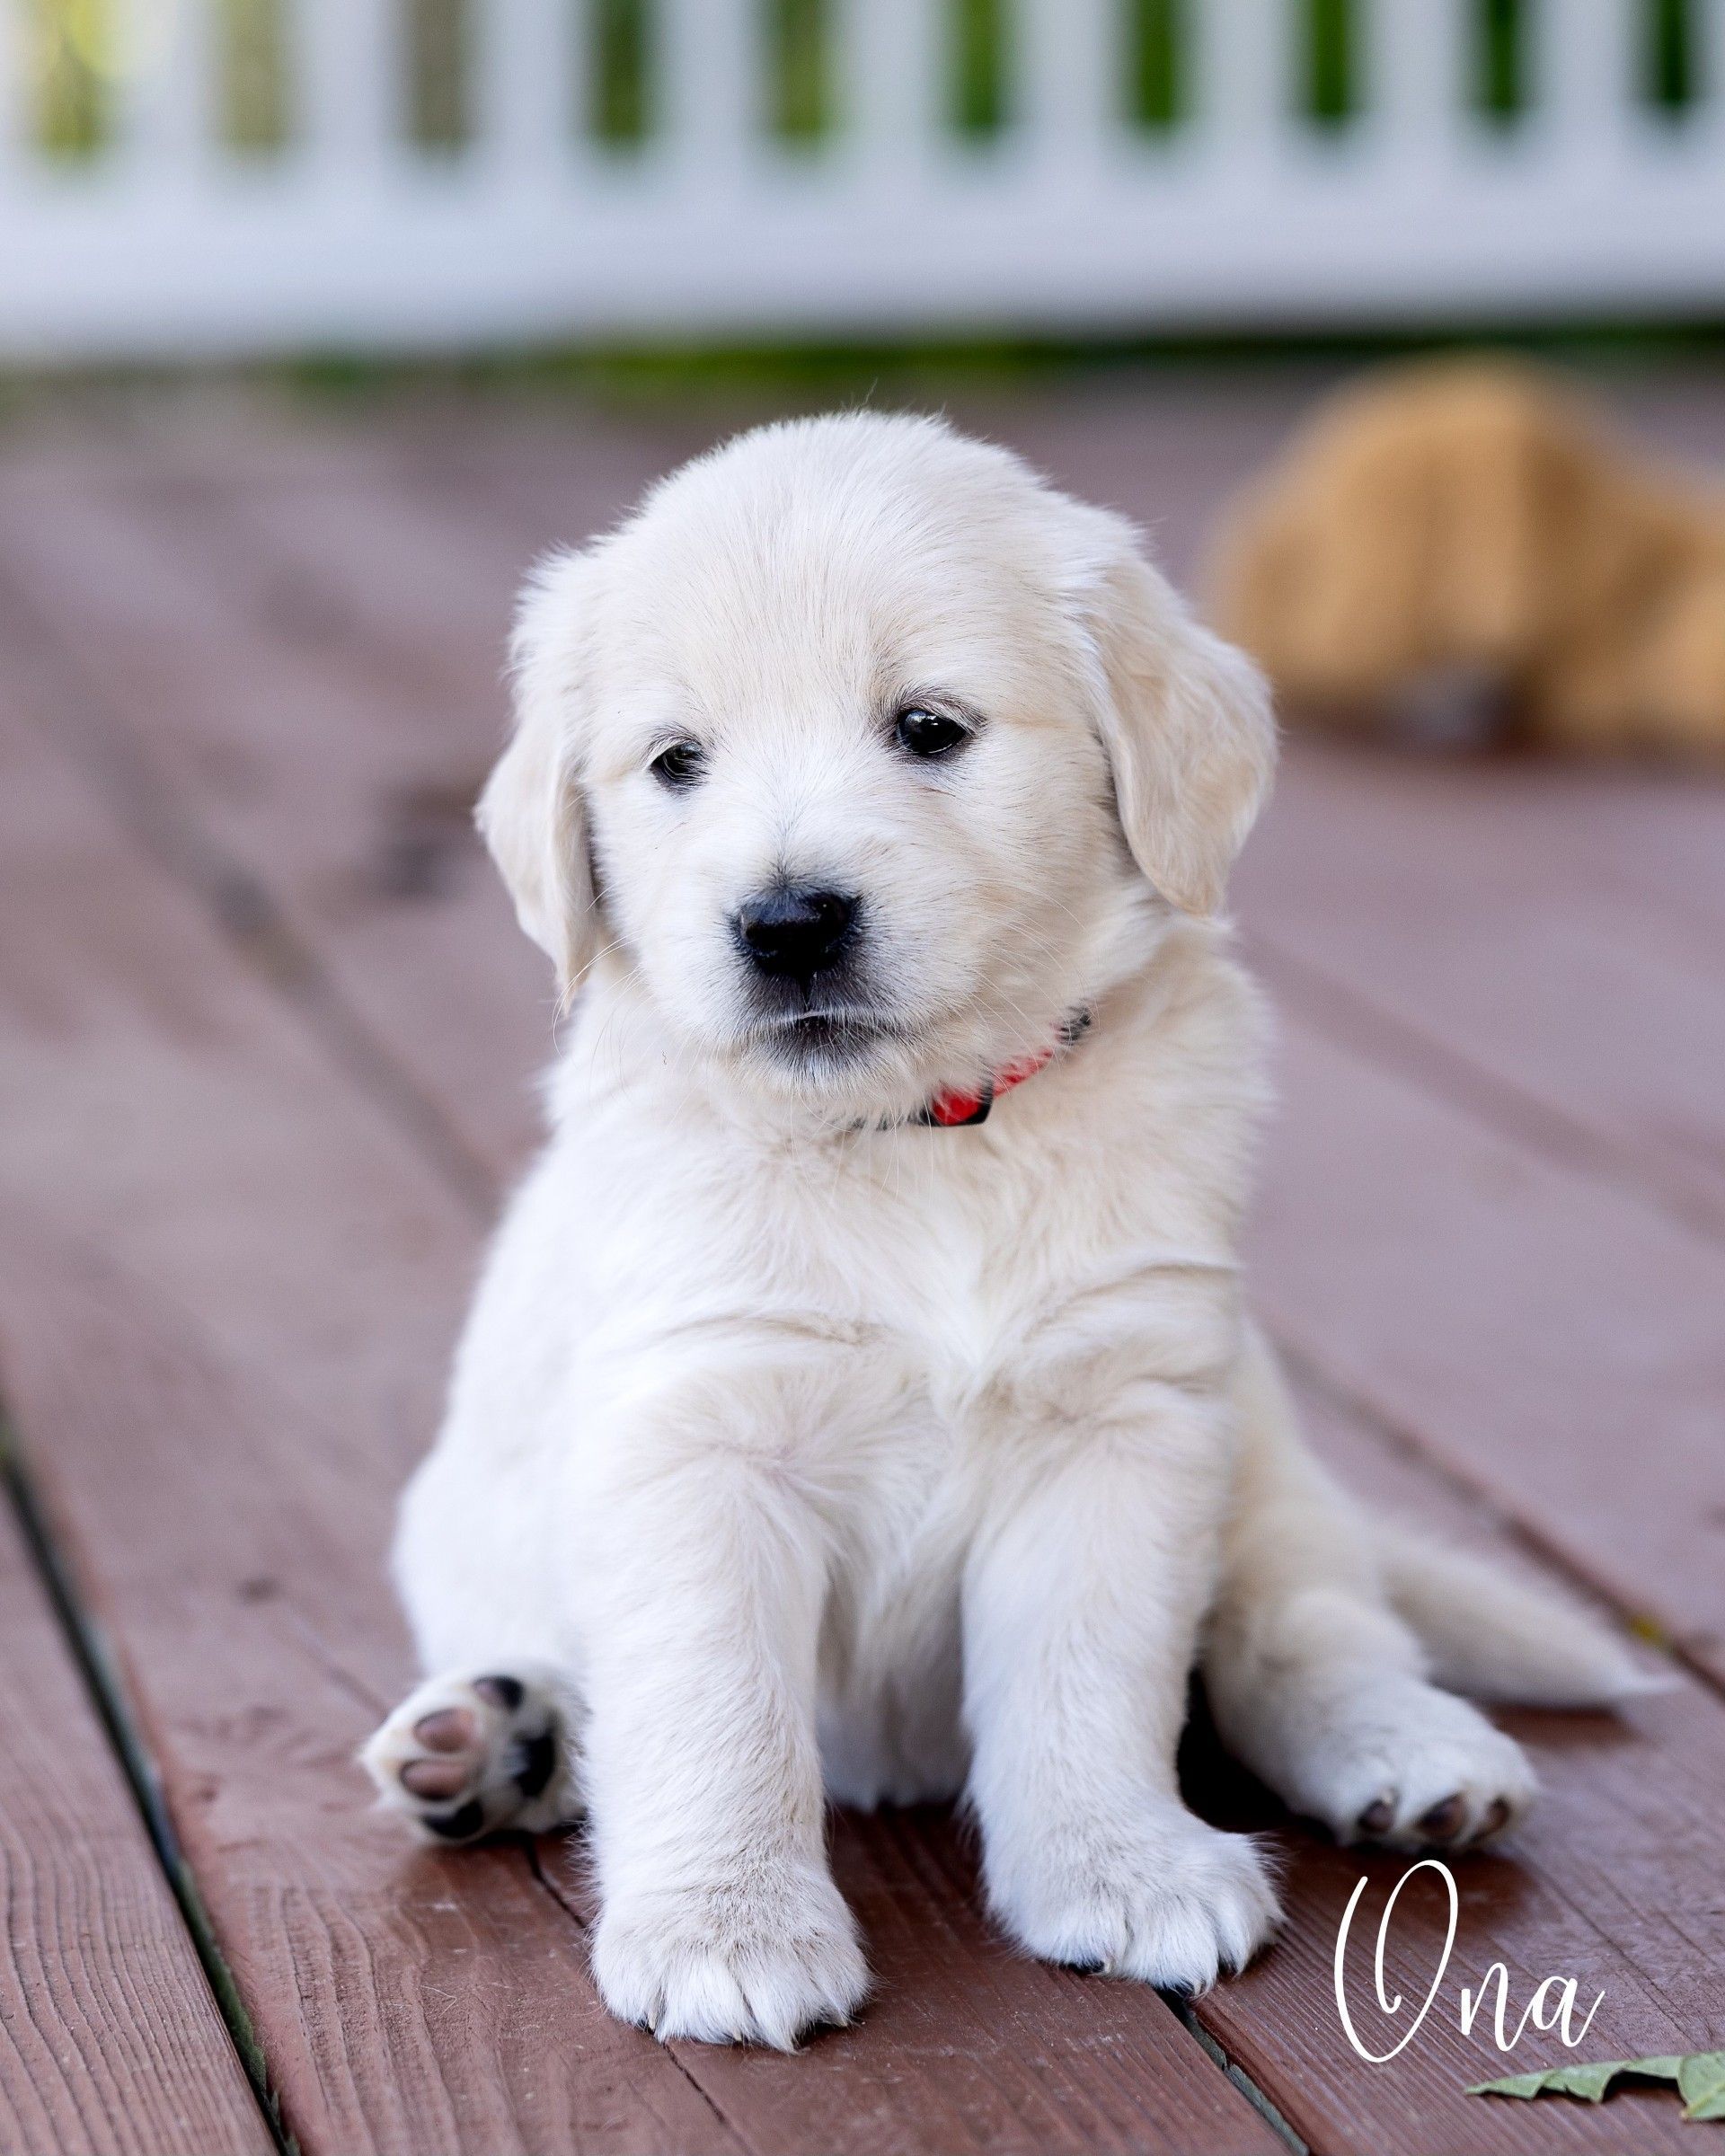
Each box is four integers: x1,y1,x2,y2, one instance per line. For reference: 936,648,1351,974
1066,507,1277,916
478,547,604,999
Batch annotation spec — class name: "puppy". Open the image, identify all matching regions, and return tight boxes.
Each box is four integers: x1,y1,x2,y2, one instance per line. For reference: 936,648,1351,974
1210,357,1725,755
364,413,1642,2049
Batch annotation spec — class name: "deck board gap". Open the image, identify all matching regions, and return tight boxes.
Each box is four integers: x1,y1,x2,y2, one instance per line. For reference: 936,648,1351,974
1172,2004,1310,2156
1249,928,1725,1250
0,1424,296,2156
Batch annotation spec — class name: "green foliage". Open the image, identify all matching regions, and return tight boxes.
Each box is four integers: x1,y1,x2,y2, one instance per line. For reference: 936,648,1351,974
217,0,289,155
31,0,1703,171
1472,2051,1725,2124
1125,0,1182,131
951,0,1009,139
33,0,108,159
591,0,652,147
1475,0,1527,125
1305,0,1355,128
1684,2054,1725,2123
1645,0,1696,113
406,0,470,153
768,0,828,146
17,0,1711,179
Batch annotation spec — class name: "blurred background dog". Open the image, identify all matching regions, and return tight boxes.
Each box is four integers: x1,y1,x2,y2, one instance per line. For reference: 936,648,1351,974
1214,358,1725,756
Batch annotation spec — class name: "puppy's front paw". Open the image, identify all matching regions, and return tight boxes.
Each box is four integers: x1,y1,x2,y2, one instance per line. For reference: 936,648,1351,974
593,1862,869,2050
988,1804,1280,1995
1270,1674,1536,1851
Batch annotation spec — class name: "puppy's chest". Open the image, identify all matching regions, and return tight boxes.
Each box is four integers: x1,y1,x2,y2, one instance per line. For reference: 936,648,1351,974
775,1151,1057,1372
748,1145,1146,1440
597,1106,1218,1474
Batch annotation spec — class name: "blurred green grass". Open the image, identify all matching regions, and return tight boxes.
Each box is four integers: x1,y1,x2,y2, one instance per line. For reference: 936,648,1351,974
31,0,1701,161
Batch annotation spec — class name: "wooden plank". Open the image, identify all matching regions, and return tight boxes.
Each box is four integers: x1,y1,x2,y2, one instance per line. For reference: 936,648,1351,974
1188,1374,1724,2156
1247,1002,1725,1683
1234,741,1725,1240
0,384,1302,1187
0,631,754,2156
10,418,1725,2154
912,394,1725,1674
0,440,550,1183
0,1224,756,2156
35,413,1725,1681
0,1488,274,2156
0,477,1278,2154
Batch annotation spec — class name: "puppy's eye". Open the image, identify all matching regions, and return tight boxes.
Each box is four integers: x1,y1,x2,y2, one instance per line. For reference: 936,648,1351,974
893,707,970,759
650,740,705,789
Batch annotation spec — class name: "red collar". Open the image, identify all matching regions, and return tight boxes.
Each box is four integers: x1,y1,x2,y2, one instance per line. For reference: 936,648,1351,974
912,1010,1091,1128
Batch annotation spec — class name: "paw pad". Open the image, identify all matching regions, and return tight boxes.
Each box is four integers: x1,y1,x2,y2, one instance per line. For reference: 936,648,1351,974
361,1668,581,1842
1416,1794,1468,1843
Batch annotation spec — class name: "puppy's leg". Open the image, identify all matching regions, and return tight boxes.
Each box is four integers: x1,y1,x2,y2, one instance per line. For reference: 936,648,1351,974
581,1383,867,2051
362,1660,585,1842
1203,1327,1535,1851
965,1348,1280,1994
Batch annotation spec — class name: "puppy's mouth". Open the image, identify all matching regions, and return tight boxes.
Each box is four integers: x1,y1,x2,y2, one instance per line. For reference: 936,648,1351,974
754,1008,908,1067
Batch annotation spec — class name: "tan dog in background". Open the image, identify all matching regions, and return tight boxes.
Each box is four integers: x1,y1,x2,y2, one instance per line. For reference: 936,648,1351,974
1211,358,1725,755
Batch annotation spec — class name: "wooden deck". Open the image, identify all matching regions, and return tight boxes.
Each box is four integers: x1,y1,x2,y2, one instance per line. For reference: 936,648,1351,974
2,373,1723,2156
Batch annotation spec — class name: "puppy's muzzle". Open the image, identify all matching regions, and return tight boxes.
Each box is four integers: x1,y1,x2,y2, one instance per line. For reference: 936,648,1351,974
733,884,859,990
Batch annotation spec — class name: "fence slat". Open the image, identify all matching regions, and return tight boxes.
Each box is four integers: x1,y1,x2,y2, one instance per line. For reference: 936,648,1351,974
1700,0,1725,128
1195,0,1294,162
1534,0,1636,156
302,0,399,172
0,0,22,176
113,0,212,175
4,0,1725,356
475,0,574,171
843,0,942,161
1020,0,1116,160
660,0,758,174
1367,0,1468,148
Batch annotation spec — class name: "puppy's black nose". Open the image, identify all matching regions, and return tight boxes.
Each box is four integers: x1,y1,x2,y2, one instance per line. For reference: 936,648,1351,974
734,885,858,982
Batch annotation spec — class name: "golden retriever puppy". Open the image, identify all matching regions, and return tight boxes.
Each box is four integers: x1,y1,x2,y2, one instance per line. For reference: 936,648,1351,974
362,414,1643,2049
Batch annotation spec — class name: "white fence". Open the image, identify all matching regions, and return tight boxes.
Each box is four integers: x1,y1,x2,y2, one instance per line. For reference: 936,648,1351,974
2,0,1723,360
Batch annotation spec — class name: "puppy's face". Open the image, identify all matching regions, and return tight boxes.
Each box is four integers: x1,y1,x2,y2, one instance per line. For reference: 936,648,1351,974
486,417,1274,1116
577,448,1124,1104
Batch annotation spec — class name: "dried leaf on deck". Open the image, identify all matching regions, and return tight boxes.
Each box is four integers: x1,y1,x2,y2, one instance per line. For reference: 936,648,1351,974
1471,2052,1725,2123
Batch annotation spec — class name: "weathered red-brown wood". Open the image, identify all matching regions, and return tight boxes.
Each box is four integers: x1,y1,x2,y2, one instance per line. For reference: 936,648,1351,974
4,394,1725,2153
0,444,548,1180
8,1219,1264,2156
1188,1379,1722,2156
0,476,1278,2155
1234,743,1725,1238
354,394,1725,2156
1246,1012,1725,1682
0,1495,274,2156
30,423,1725,1686
0,619,762,2155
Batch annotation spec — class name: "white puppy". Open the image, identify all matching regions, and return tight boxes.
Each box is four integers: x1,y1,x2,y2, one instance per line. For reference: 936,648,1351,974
364,413,1642,2049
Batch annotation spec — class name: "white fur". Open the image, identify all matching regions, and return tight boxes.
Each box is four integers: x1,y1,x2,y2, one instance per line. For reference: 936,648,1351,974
363,414,1643,2048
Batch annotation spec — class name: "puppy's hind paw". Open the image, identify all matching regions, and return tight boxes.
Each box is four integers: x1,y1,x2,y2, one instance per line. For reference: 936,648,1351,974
361,1667,581,1843
1283,1673,1536,1852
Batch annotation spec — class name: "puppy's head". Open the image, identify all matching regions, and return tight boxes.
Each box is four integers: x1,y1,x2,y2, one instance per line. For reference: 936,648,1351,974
482,414,1273,1114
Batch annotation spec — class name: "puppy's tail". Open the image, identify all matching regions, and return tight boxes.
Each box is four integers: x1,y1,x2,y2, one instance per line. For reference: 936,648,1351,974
1378,1527,1668,1709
